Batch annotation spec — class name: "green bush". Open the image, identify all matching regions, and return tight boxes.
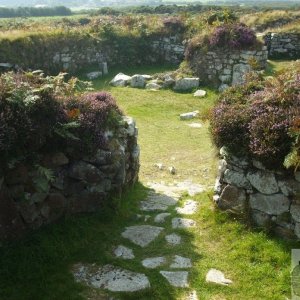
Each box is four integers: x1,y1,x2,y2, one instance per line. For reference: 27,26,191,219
210,66,300,169
0,72,122,168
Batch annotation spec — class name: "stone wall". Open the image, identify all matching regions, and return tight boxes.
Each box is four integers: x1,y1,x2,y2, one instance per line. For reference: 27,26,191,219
264,32,300,59
214,147,300,240
0,34,185,75
0,116,139,240
188,46,268,90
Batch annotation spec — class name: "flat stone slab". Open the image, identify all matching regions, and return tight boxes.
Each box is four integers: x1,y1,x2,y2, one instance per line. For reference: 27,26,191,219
73,263,150,292
160,271,189,287
165,233,182,245
170,255,192,269
142,257,166,269
113,245,135,260
176,200,198,215
172,218,196,229
193,89,206,97
180,111,199,120
121,225,164,247
187,123,202,128
140,192,177,211
206,269,232,286
154,213,171,223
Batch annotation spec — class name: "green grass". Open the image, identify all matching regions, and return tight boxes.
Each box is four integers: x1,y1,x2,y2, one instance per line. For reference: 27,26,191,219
0,63,299,300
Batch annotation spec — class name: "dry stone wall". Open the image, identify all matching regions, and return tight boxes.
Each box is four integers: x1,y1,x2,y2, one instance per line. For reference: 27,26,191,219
0,34,185,75
188,46,268,90
214,147,300,240
264,32,300,59
0,116,139,240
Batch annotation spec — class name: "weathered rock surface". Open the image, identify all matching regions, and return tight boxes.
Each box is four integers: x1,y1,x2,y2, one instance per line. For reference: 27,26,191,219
176,200,198,215
170,255,192,269
187,123,202,128
165,233,182,245
172,218,196,229
173,78,199,91
154,213,171,223
249,193,289,215
110,73,131,87
218,185,246,213
291,204,300,222
113,245,135,260
146,82,161,90
223,169,251,190
131,74,146,88
142,257,166,269
206,269,232,286
73,263,150,292
121,225,164,247
160,271,189,287
180,111,199,120
246,170,279,194
232,64,251,86
140,192,177,211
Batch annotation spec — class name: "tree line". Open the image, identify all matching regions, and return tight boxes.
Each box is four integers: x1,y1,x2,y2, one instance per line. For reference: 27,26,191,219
0,6,72,18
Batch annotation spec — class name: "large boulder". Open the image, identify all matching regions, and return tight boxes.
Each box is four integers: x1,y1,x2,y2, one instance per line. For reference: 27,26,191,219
131,75,146,88
110,73,132,87
173,78,199,91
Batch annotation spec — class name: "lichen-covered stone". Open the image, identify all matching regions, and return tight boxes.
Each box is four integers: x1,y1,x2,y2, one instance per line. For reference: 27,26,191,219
246,170,279,194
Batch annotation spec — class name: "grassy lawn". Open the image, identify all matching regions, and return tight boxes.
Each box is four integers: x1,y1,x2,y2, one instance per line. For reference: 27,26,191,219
0,63,299,300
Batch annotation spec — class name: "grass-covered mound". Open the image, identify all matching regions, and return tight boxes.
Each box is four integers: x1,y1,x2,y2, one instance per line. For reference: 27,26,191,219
210,65,300,169
0,71,122,168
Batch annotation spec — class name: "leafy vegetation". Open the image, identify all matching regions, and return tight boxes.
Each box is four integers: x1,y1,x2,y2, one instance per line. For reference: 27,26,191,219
0,71,122,168
210,64,300,169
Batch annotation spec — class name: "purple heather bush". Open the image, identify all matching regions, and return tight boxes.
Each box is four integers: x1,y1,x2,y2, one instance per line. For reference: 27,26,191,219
0,72,122,167
210,65,300,169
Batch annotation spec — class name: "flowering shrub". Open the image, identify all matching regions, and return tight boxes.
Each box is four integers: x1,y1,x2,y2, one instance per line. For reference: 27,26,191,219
162,17,186,34
209,23,256,49
0,72,122,167
210,65,300,169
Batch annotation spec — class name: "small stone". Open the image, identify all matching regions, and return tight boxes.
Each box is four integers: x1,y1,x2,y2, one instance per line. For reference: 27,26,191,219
170,255,192,269
113,245,135,260
131,74,146,88
146,82,161,90
154,213,171,223
172,218,196,229
121,225,164,247
110,73,131,87
187,123,202,128
176,200,198,215
193,89,206,97
142,257,166,269
73,264,150,292
86,71,102,80
206,269,232,286
169,166,176,175
165,233,182,245
154,163,164,170
160,271,189,287
180,111,199,120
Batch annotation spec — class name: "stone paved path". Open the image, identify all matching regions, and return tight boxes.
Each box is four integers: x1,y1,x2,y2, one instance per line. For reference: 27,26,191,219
72,181,231,298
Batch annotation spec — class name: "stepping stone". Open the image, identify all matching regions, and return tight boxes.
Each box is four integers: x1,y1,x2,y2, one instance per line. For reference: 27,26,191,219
113,245,134,260
206,269,233,286
165,233,182,245
176,200,198,215
172,218,196,229
140,192,177,211
142,257,166,269
194,89,206,97
121,225,164,247
185,290,199,300
187,123,202,128
160,271,189,287
170,255,192,269
154,213,171,223
73,263,150,292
